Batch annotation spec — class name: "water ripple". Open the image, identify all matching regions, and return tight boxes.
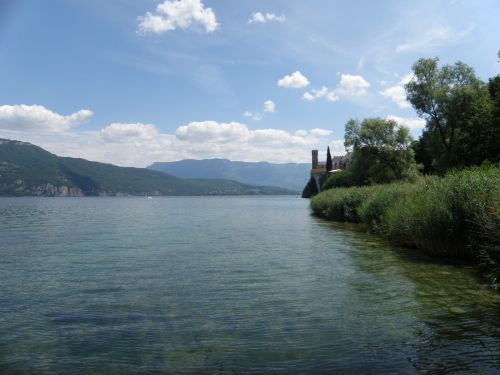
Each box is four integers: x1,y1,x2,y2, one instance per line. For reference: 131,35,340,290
0,197,499,374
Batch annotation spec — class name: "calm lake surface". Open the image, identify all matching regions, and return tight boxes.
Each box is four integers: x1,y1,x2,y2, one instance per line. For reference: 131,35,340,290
0,196,499,374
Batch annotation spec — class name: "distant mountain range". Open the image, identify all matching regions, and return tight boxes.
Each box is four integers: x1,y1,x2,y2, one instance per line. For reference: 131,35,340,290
0,139,295,196
148,159,310,192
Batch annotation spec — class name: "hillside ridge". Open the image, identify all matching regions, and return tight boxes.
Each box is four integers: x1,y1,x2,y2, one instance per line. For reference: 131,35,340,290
0,138,296,196
149,158,310,192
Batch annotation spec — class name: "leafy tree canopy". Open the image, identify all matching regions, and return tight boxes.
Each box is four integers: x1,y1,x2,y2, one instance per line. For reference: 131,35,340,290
341,117,419,186
405,58,497,172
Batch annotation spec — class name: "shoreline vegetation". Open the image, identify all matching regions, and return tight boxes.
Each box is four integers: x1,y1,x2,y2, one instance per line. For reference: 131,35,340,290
310,165,500,286
307,55,500,287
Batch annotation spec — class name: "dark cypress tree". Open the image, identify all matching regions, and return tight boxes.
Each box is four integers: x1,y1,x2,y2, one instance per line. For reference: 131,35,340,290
326,146,332,171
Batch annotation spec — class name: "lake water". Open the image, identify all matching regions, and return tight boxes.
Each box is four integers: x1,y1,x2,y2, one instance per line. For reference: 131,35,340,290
0,196,499,374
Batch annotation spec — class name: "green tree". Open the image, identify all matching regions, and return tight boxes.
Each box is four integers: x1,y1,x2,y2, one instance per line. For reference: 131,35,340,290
342,117,419,185
326,146,332,171
405,58,495,172
486,75,500,162
411,137,434,174
489,74,500,127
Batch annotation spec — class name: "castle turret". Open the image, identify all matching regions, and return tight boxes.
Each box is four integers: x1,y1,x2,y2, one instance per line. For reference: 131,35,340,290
312,150,318,169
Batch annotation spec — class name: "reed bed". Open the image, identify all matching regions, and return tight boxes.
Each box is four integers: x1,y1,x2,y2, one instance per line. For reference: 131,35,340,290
310,165,500,284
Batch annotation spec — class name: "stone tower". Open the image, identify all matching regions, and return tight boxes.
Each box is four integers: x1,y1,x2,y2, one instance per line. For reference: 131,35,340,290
311,150,318,169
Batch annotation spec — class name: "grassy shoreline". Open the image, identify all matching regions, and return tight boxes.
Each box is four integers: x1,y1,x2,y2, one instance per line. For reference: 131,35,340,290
310,165,500,286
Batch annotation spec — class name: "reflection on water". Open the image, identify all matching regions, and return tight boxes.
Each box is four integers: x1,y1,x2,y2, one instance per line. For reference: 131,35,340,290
0,197,498,374
326,221,500,374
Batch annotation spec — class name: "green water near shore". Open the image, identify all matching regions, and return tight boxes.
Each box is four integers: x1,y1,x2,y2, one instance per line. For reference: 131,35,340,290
0,197,499,373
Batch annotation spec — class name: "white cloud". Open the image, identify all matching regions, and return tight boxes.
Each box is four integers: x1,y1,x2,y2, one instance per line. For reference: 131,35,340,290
302,86,339,102
138,0,218,34
379,73,414,108
0,104,92,132
302,92,314,101
303,88,326,101
1,118,340,166
0,101,341,165
277,71,310,89
294,130,308,137
309,128,333,137
396,25,474,53
181,122,332,150
243,111,261,120
263,100,276,113
252,128,293,144
176,121,251,143
170,121,336,163
338,74,371,96
380,86,408,108
101,123,159,142
244,100,276,120
248,12,286,24
301,74,369,104
386,115,426,130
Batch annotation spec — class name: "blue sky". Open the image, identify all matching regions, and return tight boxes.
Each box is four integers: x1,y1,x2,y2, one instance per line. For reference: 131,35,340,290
0,0,498,166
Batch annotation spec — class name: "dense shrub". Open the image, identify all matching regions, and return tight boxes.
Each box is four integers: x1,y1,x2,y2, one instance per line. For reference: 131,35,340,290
322,169,357,190
310,165,500,284
383,176,456,254
310,185,372,222
473,205,500,286
358,182,416,229
384,166,499,258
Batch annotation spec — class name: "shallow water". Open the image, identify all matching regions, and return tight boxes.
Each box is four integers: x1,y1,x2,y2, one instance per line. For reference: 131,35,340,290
0,196,499,374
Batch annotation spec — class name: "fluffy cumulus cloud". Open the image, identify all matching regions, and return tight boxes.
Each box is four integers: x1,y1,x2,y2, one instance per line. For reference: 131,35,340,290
0,101,341,165
337,74,371,96
158,121,338,164
386,115,425,130
302,86,339,102
301,74,369,103
277,71,310,89
380,85,407,108
243,100,276,120
174,120,331,148
100,123,159,142
176,121,250,143
138,0,218,34
308,128,333,138
1,117,341,166
248,12,286,24
0,104,92,132
379,73,414,108
263,100,276,113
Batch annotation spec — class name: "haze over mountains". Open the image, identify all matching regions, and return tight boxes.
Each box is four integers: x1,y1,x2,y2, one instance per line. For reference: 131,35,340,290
0,139,295,196
149,159,310,192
